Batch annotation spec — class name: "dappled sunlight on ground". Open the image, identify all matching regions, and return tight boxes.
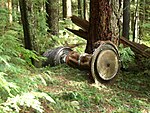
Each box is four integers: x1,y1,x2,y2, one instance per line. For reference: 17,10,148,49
37,64,150,113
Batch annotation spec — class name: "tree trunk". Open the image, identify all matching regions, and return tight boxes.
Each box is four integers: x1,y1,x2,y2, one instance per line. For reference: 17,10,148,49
46,0,59,35
122,0,130,39
133,0,139,42
111,0,123,46
83,0,88,20
139,0,144,40
78,0,82,18
86,0,112,53
62,0,72,18
19,0,32,50
145,0,149,21
7,0,13,23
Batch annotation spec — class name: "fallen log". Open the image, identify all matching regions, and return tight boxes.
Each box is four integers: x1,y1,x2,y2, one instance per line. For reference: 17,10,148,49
120,37,150,58
67,15,150,58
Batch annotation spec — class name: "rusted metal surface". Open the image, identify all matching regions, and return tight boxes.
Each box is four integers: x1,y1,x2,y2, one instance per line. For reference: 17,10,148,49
91,41,120,83
43,42,120,83
42,47,72,66
65,41,120,82
65,51,92,70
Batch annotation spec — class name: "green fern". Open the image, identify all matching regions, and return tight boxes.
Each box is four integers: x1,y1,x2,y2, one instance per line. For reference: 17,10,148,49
1,91,55,113
119,44,135,69
0,72,19,97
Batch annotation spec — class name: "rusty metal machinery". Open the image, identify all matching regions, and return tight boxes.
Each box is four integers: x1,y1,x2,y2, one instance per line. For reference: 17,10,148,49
90,41,120,83
42,47,72,66
43,41,120,83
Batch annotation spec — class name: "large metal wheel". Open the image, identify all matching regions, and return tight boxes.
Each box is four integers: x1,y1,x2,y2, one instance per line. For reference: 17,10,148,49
91,41,120,82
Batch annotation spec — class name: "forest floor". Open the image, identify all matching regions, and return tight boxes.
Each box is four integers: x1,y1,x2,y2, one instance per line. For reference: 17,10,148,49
34,64,150,113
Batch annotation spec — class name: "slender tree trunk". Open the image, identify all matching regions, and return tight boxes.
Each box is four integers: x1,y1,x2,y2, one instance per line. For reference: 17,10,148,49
19,0,32,50
139,0,144,40
46,0,59,35
78,0,82,18
122,0,130,39
86,0,112,53
83,0,88,20
62,0,67,18
7,0,13,23
133,0,139,42
145,0,149,21
62,0,72,18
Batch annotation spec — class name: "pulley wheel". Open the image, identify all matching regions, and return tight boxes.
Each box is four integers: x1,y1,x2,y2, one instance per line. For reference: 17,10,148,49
96,49,119,80
91,41,120,82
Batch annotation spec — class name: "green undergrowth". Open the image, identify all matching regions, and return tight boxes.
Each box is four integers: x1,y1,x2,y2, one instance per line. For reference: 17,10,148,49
6,63,147,113
39,64,150,113
0,63,150,112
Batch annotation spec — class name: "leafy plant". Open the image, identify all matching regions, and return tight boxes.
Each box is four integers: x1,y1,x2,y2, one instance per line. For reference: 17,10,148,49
0,72,19,97
0,25,41,74
0,91,55,113
119,44,135,69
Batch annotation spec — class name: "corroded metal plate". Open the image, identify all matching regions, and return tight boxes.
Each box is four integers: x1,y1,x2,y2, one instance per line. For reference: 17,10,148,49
91,41,120,82
96,50,119,80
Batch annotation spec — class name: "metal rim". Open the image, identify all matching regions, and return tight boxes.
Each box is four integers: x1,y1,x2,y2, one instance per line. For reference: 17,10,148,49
96,49,119,80
91,42,120,82
54,47,72,65
43,47,72,66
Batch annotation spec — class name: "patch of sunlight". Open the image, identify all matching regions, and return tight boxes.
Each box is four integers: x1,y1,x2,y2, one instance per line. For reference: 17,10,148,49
37,74,47,86
68,81,86,87
141,40,150,47
91,83,112,92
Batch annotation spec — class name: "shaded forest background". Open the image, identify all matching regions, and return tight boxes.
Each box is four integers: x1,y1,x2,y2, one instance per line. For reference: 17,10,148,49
0,0,150,112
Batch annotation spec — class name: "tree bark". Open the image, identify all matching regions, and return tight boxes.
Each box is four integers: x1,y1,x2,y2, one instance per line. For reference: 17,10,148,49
132,0,139,42
62,0,67,18
86,0,112,53
7,0,13,23
19,0,32,50
46,0,59,35
62,0,72,18
111,0,123,46
78,0,82,18
83,0,88,20
122,0,130,39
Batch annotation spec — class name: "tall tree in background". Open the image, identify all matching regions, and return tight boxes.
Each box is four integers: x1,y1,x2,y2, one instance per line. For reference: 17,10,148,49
78,0,82,18
139,0,148,40
132,0,139,42
19,0,32,50
86,0,112,53
7,0,13,23
62,0,72,18
122,0,130,39
83,0,88,20
46,0,59,35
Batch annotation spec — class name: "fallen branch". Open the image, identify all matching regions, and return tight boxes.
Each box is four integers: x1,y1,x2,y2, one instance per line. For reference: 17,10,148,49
66,28,87,40
70,15,89,31
64,41,85,48
120,37,150,58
